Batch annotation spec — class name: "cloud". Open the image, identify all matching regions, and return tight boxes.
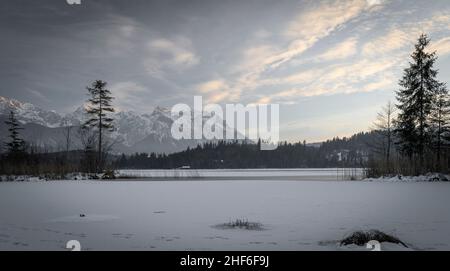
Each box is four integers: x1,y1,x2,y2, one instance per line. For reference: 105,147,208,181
119,25,136,38
27,88,50,103
206,92,231,104
257,68,324,87
316,37,358,61
254,29,271,39
99,15,141,57
429,37,450,56
145,37,199,77
200,0,379,103
363,76,396,92
253,88,306,105
269,0,368,69
244,5,450,104
253,56,399,105
302,58,398,96
325,58,398,82
284,0,368,39
197,80,228,93
366,0,384,7
235,45,277,73
109,81,150,112
195,79,238,104
362,29,411,58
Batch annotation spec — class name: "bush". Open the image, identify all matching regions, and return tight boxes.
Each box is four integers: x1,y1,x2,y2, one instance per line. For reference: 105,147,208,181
101,169,116,180
213,219,264,231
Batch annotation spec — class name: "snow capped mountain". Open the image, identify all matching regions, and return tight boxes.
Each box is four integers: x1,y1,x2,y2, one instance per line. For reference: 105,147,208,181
0,96,208,154
114,110,155,147
145,106,173,141
0,96,63,128
60,105,87,127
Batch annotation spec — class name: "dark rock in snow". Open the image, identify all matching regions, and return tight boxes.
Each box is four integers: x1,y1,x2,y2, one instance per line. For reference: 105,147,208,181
340,229,408,247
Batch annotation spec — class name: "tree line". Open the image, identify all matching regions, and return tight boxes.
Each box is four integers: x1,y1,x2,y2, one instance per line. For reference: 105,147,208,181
114,133,373,169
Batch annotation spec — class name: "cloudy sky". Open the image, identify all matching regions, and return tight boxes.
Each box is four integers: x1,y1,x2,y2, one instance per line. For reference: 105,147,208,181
1,0,450,142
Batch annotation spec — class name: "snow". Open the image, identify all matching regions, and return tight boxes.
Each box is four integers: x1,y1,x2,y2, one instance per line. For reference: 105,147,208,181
1,179,449,251
0,175,46,182
0,173,96,182
0,96,63,128
48,214,119,223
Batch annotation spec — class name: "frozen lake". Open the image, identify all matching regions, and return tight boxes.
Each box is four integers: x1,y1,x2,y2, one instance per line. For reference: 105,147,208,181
118,168,364,180
0,178,449,251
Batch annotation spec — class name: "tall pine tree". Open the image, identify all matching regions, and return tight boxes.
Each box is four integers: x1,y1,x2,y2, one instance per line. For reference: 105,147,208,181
395,34,443,172
83,80,115,172
4,111,26,159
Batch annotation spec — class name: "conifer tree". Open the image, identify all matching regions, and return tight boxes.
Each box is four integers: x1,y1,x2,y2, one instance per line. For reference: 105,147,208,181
4,111,26,159
395,34,443,172
83,80,115,172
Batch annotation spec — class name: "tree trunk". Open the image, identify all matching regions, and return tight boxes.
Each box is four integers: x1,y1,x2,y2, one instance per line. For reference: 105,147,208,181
386,111,391,174
437,117,441,171
98,96,103,173
419,60,425,173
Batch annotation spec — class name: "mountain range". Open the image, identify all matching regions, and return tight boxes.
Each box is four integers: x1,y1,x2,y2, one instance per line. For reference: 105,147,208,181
0,96,213,154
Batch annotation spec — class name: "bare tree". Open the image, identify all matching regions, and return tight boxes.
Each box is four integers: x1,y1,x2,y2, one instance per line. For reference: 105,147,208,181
59,126,74,174
370,101,397,173
77,126,98,173
429,83,450,171
64,126,73,154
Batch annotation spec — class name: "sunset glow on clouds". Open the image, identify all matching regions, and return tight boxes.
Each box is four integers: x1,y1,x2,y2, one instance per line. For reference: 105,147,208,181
197,0,450,106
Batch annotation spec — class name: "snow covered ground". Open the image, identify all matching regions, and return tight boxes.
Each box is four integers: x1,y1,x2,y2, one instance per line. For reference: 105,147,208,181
1,178,449,251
